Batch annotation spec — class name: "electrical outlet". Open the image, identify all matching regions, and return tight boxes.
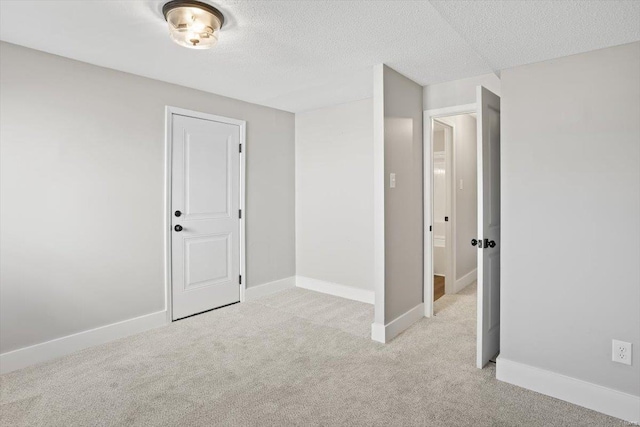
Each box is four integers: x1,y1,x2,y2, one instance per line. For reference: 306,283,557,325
612,340,632,365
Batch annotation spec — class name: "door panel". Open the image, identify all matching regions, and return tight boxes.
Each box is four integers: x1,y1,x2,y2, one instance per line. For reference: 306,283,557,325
477,86,501,368
488,251,500,330
184,133,231,218
172,114,241,320
184,234,231,290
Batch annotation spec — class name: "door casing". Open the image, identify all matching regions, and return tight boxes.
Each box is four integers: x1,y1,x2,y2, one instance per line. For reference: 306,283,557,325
164,106,246,322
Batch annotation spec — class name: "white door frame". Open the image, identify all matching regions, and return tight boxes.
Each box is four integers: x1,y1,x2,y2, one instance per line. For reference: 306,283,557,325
164,106,247,322
423,103,476,317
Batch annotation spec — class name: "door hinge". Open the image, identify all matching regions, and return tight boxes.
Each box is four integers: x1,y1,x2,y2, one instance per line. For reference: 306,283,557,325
239,209,242,219
429,225,432,232
239,144,242,153
239,275,242,285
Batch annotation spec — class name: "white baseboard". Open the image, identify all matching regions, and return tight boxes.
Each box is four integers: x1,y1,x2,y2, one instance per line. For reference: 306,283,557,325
371,303,424,343
496,356,640,423
296,276,375,304
0,310,168,374
244,276,296,301
1,274,363,374
454,268,477,293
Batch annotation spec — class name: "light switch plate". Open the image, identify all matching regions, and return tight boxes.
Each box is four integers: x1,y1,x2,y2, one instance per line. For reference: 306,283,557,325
612,340,632,365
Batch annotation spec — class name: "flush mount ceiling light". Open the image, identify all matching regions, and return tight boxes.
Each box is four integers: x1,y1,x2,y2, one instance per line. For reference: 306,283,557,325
162,0,225,50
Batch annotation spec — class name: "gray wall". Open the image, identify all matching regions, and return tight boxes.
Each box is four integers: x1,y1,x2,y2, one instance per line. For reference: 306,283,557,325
382,66,424,322
501,42,640,396
452,115,478,281
433,128,445,152
295,99,374,290
0,42,296,354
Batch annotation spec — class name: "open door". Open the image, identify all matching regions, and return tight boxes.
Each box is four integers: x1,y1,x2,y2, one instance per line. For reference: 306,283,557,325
476,86,501,368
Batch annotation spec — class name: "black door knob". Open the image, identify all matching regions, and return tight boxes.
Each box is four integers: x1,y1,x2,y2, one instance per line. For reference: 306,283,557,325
488,240,496,248
174,210,182,217
174,225,183,232
471,239,478,247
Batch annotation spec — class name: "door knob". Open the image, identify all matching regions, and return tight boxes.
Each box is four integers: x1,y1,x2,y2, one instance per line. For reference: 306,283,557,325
174,210,182,217
482,238,496,248
471,239,478,247
174,225,183,232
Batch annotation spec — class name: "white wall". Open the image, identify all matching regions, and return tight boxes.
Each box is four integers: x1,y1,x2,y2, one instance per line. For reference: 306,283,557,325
423,73,500,111
0,42,296,354
500,41,640,399
295,99,374,291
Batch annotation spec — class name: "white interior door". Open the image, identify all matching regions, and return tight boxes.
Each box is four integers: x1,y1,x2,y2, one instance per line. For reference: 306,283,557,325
171,114,241,320
476,86,501,368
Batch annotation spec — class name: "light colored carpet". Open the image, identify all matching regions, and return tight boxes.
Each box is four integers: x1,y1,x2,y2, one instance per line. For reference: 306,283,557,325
0,284,626,426
250,287,374,338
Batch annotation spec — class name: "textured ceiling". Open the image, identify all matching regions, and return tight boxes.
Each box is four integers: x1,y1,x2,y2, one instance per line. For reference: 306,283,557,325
430,0,640,73
1,1,639,113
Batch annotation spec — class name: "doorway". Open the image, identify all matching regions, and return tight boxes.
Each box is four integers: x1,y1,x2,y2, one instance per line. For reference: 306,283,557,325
165,107,246,321
431,120,453,301
431,114,479,303
423,87,501,369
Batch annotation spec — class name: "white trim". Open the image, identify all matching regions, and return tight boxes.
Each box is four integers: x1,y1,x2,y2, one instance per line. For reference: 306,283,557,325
424,103,477,318
423,110,433,317
164,106,247,320
244,276,296,301
296,276,374,304
454,268,477,293
371,303,424,343
497,356,640,423
167,106,246,127
239,117,247,303
164,108,173,322
372,64,386,327
425,104,478,119
371,322,386,343
0,311,167,374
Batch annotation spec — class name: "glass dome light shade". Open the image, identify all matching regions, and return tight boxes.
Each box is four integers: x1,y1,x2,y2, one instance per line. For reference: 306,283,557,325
163,1,224,50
